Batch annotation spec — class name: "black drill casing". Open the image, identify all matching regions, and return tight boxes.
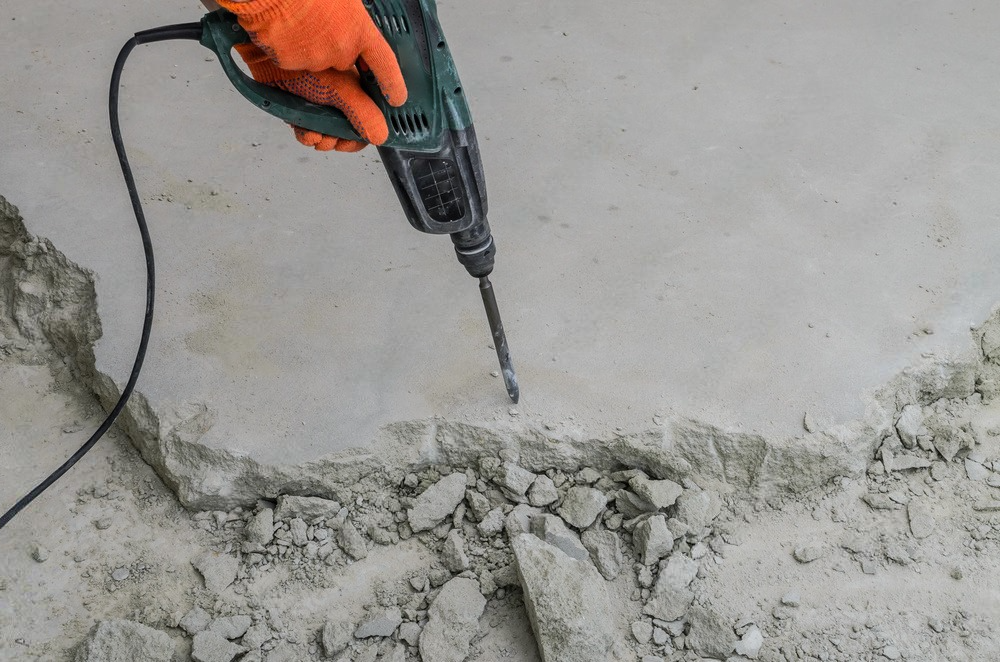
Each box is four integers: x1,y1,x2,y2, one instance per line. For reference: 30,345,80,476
377,126,495,278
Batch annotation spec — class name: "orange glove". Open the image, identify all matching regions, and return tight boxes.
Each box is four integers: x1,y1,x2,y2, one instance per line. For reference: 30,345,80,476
236,43,386,151
218,0,407,106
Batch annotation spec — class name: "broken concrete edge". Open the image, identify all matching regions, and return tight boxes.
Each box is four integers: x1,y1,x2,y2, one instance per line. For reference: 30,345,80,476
4,191,998,511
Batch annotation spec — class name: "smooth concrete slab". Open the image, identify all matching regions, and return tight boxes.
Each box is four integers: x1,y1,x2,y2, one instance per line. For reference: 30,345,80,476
3,0,1000,466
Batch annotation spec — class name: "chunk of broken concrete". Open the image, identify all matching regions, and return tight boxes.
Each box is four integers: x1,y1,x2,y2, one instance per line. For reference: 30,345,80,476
322,621,353,657
191,552,238,593
581,528,624,580
74,620,174,662
512,533,616,662
686,605,736,659
530,514,589,561
337,521,368,560
442,529,470,572
208,615,251,640
179,606,212,635
881,450,932,472
528,475,559,507
674,490,721,531
191,631,246,662
274,495,341,522
354,607,403,638
504,504,542,538
495,462,537,496
559,486,608,529
792,542,826,563
734,624,764,659
629,476,683,510
245,508,274,545
408,473,468,532
895,405,925,449
419,577,487,662
643,554,698,621
633,515,675,565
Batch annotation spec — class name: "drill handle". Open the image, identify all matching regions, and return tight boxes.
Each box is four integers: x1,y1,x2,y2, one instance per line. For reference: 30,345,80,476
199,10,363,141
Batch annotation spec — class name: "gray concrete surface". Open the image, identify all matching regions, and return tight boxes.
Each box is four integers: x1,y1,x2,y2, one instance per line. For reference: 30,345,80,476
3,0,1000,468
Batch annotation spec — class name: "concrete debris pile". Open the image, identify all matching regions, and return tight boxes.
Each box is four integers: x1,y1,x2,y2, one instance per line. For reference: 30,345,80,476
71,359,1000,662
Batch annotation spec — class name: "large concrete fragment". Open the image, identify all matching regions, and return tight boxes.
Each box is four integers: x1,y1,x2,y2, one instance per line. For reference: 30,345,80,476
74,620,174,662
512,533,616,662
644,554,699,621
418,577,486,662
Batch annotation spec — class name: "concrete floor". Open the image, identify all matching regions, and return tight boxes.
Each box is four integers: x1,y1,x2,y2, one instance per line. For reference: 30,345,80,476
3,0,1000,467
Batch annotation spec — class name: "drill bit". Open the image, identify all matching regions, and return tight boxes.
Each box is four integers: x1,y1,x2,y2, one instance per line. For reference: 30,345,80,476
479,276,519,403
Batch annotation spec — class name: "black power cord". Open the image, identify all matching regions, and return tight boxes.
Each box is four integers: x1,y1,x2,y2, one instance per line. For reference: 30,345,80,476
0,24,203,530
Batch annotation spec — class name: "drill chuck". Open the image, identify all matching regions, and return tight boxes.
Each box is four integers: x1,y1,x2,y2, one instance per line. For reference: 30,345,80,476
452,224,495,278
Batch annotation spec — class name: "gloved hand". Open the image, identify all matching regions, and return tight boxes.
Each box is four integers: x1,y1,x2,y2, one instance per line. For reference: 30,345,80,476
235,43,388,151
219,0,408,151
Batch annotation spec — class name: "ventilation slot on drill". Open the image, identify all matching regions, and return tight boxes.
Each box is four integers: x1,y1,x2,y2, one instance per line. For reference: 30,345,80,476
371,8,410,34
388,110,430,137
412,158,466,223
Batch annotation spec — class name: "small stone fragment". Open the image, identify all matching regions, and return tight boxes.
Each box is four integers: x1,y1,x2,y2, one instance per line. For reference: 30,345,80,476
530,514,588,561
179,607,212,635
322,621,353,657
686,605,736,660
792,543,826,563
477,508,505,537
633,515,675,565
398,621,422,647
245,508,274,545
643,554,698,621
558,486,608,529
885,543,912,565
289,518,308,546
629,476,683,510
274,495,341,521
972,500,1000,512
354,607,403,638
734,624,764,659
408,474,468,532
780,591,801,607
75,620,174,662
208,615,252,640
31,544,49,563
882,450,932,472
631,620,653,644
674,490,721,530
496,462,537,496
442,530,470,572
581,528,624,580
528,475,559,507
896,405,925,448
337,521,368,560
419,578,487,662
191,552,238,593
966,457,992,482
191,630,246,662
907,499,934,539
